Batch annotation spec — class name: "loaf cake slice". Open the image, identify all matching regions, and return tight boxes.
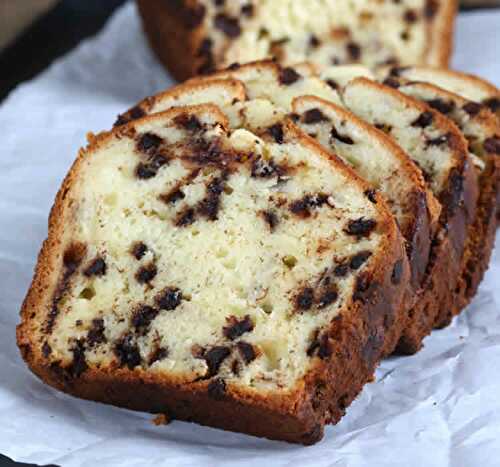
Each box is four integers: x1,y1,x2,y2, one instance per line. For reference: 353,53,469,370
118,61,438,323
340,77,478,353
135,0,457,81
381,66,500,120
17,105,409,444
377,77,499,326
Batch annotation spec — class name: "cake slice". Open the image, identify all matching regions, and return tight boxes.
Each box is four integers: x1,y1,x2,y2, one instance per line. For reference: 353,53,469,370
340,77,478,353
117,61,438,346
135,0,457,81
17,105,409,444
381,66,500,120
377,77,499,326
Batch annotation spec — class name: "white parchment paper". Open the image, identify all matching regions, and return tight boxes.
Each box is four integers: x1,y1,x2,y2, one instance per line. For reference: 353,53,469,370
0,3,499,466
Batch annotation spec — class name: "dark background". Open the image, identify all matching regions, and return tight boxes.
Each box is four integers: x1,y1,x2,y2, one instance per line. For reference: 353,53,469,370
0,0,494,104
0,0,126,103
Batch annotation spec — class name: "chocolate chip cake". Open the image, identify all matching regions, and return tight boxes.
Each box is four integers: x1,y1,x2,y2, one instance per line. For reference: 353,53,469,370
376,74,500,325
17,105,409,444
339,77,478,353
135,0,457,81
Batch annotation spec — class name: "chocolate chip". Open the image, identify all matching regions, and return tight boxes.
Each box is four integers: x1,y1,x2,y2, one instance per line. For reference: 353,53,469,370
268,123,284,144
279,67,302,85
302,108,329,124
411,111,434,128
87,318,106,346
237,341,256,363
389,66,409,77
135,264,157,284
241,3,254,16
251,157,284,178
262,210,279,231
391,259,404,284
427,133,450,146
197,175,226,221
424,0,439,18
214,13,241,37
83,257,106,277
223,315,254,340
325,79,338,90
207,378,226,400
484,136,500,154
289,193,329,218
131,242,148,260
70,339,88,377
135,155,168,180
63,243,86,272
426,99,455,114
317,288,338,308
345,218,377,237
114,105,145,126
463,102,482,117
161,188,185,204
149,347,169,365
197,38,212,56
350,251,372,270
330,125,354,145
353,274,378,303
176,207,196,227
346,42,361,60
296,287,314,311
132,305,159,332
334,263,349,277
483,97,500,112
404,9,418,23
42,342,52,358
183,4,206,28
227,62,241,70
156,287,183,311
173,114,202,132
307,331,331,359
114,334,141,369
309,34,321,48
137,133,163,154
203,346,231,376
382,77,401,89
364,189,377,203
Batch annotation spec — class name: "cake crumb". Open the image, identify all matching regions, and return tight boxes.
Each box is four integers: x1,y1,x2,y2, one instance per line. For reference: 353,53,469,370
153,413,171,426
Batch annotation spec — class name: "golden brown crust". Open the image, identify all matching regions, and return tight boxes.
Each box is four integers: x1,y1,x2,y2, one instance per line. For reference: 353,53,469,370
426,0,457,66
17,105,409,444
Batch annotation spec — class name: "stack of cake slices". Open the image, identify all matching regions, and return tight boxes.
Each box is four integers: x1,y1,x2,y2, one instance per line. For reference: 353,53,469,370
17,60,499,444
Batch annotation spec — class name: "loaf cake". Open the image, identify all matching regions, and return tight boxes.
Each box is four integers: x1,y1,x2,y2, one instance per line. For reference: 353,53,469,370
135,0,457,81
377,74,500,325
338,77,478,353
17,104,409,444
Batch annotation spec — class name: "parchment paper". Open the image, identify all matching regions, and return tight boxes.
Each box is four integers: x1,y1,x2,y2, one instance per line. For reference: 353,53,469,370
0,3,499,466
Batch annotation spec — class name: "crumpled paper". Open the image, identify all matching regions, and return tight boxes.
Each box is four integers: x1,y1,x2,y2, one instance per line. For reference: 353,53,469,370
0,3,499,466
